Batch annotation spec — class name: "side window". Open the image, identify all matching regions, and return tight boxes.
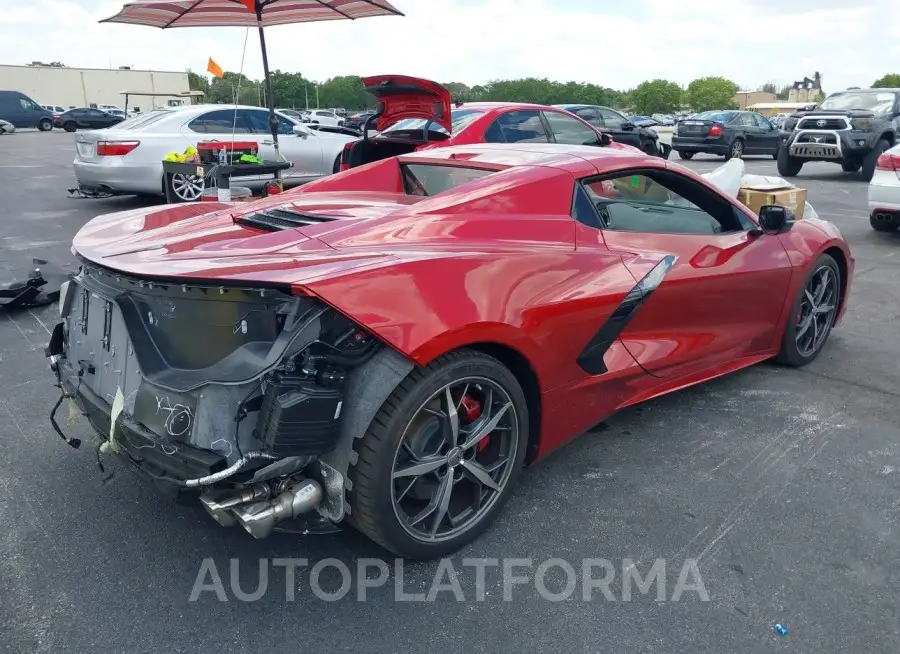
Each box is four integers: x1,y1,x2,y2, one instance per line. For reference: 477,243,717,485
580,170,746,235
187,109,251,134
752,113,773,130
19,99,31,111
574,107,602,127
484,110,550,143
245,110,295,135
737,113,755,127
543,110,599,145
597,107,627,129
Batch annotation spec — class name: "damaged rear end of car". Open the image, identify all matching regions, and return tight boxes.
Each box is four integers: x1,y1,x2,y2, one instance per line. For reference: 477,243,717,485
46,257,396,539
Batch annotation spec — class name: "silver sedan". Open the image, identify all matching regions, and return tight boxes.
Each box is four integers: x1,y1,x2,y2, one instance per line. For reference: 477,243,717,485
72,104,359,201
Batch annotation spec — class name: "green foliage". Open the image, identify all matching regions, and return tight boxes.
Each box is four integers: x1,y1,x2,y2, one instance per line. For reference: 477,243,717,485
628,79,684,115
760,82,777,94
873,74,900,89
685,76,739,113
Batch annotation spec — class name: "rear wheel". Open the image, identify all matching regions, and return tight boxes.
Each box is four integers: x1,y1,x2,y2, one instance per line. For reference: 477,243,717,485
63,121,76,133
776,254,840,367
777,146,803,177
678,150,694,160
861,139,889,182
729,138,744,159
347,349,529,559
166,173,204,202
38,118,53,132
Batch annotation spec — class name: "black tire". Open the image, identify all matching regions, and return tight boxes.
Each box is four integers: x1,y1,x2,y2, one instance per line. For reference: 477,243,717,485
729,138,745,159
777,145,803,177
678,150,694,160
38,118,53,132
870,213,900,232
861,139,889,182
841,160,861,173
772,145,779,160
332,153,342,175
347,349,529,559
776,254,841,367
63,122,76,133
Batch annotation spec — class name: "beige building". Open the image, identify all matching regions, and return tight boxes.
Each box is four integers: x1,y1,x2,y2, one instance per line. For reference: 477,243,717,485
0,64,190,110
734,90,776,109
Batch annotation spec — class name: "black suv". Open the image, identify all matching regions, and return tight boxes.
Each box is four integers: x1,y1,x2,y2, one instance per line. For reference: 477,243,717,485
778,88,900,181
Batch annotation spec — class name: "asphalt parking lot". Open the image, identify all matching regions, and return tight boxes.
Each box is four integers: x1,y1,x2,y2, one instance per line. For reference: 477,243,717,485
1,130,899,653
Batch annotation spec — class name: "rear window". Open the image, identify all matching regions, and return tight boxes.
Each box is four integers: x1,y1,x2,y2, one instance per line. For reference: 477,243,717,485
381,108,485,136
693,110,738,122
113,109,172,130
401,164,495,196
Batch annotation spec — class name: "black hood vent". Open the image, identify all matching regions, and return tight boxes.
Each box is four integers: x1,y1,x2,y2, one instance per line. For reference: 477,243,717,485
235,206,338,231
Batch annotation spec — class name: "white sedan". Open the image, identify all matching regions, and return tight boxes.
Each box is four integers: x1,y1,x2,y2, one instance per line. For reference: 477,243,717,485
72,104,359,201
868,142,900,232
304,109,343,127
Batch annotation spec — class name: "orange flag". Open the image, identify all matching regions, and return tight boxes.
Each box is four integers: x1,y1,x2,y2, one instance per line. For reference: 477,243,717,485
207,57,224,79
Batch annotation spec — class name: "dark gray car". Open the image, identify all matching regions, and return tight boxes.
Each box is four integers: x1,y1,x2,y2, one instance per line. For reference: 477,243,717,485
554,104,661,155
672,110,781,160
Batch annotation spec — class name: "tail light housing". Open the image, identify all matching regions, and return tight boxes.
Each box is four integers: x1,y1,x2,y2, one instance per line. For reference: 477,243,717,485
97,140,140,156
708,123,724,137
875,152,900,171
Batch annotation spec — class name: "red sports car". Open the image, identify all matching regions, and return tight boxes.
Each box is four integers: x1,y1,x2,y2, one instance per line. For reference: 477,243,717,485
47,142,853,559
336,74,652,172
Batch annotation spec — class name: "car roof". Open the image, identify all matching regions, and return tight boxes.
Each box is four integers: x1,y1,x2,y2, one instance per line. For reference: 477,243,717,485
398,142,658,176
455,101,557,112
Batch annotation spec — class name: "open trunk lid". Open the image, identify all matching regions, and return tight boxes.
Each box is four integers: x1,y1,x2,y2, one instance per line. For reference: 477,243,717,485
363,74,452,133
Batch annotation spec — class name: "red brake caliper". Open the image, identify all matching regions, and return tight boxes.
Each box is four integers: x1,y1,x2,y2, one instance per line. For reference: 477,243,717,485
460,395,489,452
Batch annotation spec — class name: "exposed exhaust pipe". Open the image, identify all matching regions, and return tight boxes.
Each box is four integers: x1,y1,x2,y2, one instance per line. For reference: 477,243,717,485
231,479,323,539
200,483,270,527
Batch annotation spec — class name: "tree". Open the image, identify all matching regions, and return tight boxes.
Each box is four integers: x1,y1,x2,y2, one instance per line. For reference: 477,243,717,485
685,76,739,112
873,74,900,88
760,82,777,94
628,79,684,115
186,70,210,98
775,85,791,100
316,75,373,110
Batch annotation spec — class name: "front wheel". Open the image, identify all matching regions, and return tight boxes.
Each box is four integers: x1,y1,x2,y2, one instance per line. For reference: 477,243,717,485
38,118,53,131
777,146,803,177
841,160,861,173
776,254,841,367
861,139,889,182
166,172,204,202
348,349,529,559
678,150,694,160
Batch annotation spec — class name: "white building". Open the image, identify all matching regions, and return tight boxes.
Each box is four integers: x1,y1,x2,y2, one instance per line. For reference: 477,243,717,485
0,64,191,111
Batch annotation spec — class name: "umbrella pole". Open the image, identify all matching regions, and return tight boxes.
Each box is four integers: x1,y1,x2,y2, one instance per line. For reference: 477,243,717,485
256,8,281,183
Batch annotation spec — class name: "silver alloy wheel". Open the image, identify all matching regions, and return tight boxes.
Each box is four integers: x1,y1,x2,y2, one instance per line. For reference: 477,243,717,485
171,174,204,201
796,265,838,357
390,377,518,543
731,139,744,157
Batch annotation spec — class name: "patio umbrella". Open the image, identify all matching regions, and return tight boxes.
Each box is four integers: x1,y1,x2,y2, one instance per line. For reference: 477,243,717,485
100,0,403,174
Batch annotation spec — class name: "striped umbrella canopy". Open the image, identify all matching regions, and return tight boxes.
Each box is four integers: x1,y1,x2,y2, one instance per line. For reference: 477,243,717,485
100,0,404,174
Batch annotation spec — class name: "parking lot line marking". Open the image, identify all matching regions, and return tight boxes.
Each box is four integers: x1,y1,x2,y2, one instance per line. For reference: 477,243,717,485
28,311,52,335
5,313,35,349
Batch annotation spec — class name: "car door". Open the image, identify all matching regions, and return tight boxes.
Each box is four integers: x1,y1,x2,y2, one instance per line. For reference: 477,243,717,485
574,166,793,378
16,96,41,127
734,112,760,152
541,109,603,146
750,112,780,153
242,108,325,179
597,107,641,148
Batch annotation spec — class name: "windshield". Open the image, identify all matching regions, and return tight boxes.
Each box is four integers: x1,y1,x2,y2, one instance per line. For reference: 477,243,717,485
818,91,896,113
382,108,486,135
694,110,738,122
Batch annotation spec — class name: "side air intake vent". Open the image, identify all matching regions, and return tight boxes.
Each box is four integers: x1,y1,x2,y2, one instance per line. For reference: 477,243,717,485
235,207,338,231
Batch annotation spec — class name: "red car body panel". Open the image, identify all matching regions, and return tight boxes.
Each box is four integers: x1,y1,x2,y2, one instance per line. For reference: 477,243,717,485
71,143,854,463
362,74,453,133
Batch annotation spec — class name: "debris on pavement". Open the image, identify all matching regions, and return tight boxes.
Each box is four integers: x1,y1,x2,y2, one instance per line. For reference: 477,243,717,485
0,258,73,310
774,623,788,636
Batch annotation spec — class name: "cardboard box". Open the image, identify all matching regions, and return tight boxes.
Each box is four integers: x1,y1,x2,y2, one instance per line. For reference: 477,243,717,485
738,183,807,220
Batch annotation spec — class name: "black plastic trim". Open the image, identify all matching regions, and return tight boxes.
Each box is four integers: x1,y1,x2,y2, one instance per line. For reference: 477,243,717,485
576,255,677,375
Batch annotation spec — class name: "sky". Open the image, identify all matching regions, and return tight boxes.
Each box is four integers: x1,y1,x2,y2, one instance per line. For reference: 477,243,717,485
2,0,898,92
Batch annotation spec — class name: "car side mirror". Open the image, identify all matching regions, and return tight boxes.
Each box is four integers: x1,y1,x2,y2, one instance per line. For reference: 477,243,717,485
292,125,309,138
596,132,612,146
758,204,792,233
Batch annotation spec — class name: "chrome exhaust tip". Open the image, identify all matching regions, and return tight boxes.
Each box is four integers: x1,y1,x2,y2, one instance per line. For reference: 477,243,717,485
200,483,270,528
232,479,323,539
